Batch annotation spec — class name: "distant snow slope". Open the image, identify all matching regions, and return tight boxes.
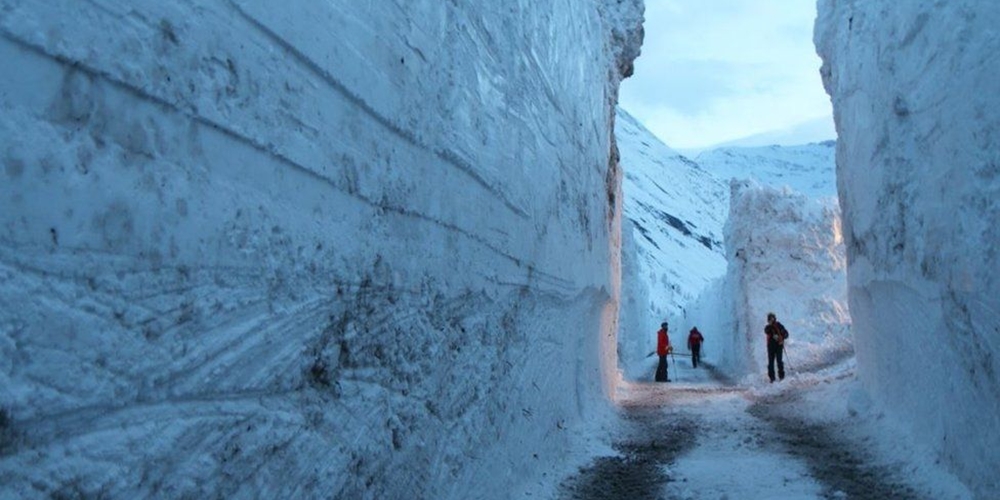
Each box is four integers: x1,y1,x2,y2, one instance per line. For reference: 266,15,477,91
696,141,837,198
817,1,1000,496
615,108,727,378
684,116,836,156
0,1,642,498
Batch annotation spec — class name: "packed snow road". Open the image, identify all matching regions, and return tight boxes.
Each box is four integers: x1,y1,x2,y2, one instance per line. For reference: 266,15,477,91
556,357,968,500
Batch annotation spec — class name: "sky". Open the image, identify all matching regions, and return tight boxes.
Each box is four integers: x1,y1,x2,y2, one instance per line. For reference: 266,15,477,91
618,0,836,151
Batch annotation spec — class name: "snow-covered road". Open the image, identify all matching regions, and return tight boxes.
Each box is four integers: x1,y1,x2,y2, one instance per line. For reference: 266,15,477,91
556,359,972,499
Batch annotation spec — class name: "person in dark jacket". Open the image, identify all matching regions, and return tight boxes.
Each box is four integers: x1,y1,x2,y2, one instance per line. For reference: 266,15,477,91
655,322,672,382
764,312,789,382
687,327,704,368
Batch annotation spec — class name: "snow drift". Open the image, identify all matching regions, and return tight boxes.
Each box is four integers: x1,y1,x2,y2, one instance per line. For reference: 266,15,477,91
0,1,643,497
816,1,1000,495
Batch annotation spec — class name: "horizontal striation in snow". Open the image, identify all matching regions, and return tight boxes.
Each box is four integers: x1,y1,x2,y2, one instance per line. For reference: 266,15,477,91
0,0,643,497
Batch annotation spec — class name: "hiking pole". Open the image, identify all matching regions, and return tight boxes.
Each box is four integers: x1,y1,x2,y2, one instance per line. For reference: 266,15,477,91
648,350,697,358
782,344,792,371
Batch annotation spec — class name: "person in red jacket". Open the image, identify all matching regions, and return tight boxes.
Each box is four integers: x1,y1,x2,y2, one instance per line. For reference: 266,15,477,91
687,327,704,368
655,322,672,382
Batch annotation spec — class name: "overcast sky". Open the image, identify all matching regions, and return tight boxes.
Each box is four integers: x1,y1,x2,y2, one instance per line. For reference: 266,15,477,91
618,0,836,151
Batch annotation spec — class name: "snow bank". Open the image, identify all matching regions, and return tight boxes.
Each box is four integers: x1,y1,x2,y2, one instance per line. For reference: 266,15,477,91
617,216,653,380
722,181,849,379
0,1,642,497
685,179,849,381
816,1,1000,495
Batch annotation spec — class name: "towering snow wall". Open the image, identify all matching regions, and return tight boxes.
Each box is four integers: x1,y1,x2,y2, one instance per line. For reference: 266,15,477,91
816,2,1000,495
618,213,653,380
0,1,643,498
719,181,849,380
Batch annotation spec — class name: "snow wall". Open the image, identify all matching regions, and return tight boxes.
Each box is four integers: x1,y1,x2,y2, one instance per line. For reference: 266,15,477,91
618,213,653,379
816,1,1000,495
0,1,643,498
685,180,849,381
722,181,849,380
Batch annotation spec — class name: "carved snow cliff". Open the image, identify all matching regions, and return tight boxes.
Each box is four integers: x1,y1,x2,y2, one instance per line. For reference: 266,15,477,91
0,1,643,497
816,1,1000,496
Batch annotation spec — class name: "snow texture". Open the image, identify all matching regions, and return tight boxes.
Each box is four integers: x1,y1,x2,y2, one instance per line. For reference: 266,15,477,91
816,1,1000,496
0,1,643,498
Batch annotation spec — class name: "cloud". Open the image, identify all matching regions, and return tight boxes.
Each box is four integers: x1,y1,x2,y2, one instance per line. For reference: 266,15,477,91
625,59,747,115
620,0,834,149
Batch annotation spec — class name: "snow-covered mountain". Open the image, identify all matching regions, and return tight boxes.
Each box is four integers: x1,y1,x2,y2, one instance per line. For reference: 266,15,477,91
696,141,837,198
683,116,836,157
617,1,1000,493
0,2,642,498
817,1,1000,496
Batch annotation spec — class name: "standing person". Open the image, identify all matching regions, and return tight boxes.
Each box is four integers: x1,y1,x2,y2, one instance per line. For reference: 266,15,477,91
764,312,789,382
687,327,704,368
655,322,672,382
